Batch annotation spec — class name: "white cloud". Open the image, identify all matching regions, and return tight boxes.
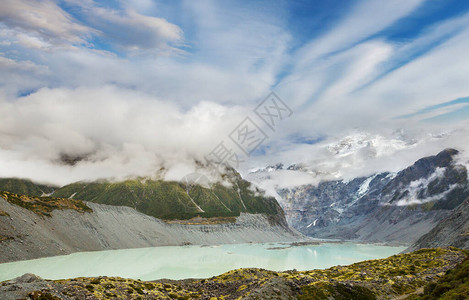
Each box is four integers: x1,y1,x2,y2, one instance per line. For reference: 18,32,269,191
1,0,469,188
0,56,46,73
274,10,469,141
0,0,184,53
246,126,469,195
0,0,290,103
0,86,253,185
0,0,90,48
63,0,184,52
293,0,425,67
357,25,469,115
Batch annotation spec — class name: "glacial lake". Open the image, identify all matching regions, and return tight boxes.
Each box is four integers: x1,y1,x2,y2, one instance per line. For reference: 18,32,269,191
0,242,406,282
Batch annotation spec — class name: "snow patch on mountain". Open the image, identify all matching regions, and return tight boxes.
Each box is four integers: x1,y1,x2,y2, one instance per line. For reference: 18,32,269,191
249,148,469,243
358,174,377,196
326,133,412,158
306,219,318,228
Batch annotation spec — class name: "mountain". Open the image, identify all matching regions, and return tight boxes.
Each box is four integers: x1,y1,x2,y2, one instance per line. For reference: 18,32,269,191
0,171,300,262
249,148,469,244
50,171,284,221
0,198,300,263
0,178,56,197
407,198,469,251
0,171,285,222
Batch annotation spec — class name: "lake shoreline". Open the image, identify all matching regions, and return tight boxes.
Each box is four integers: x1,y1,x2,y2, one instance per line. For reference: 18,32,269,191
0,242,407,282
1,247,463,300
0,198,302,263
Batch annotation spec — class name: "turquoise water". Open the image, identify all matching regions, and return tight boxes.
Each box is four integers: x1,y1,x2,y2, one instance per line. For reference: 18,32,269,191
0,243,406,281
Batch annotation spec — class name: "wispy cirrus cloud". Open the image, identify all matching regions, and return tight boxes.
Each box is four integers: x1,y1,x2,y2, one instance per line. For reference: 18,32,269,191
0,0,183,53
0,0,91,49
62,0,184,53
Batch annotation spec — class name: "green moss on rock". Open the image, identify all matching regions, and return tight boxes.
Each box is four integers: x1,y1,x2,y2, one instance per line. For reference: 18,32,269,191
0,190,92,216
9,248,464,299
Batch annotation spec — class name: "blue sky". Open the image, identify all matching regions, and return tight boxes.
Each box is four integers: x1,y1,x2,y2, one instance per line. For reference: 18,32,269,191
1,0,469,184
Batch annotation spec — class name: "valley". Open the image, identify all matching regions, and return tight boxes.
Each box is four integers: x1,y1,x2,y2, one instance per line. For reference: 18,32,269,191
3,1,469,298
249,148,469,247
0,148,468,299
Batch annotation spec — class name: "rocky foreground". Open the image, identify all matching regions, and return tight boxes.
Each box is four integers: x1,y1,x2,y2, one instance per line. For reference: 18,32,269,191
1,248,468,299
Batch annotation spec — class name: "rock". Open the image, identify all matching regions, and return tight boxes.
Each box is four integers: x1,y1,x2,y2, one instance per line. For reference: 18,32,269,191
5,284,20,291
249,148,469,244
407,198,469,251
14,273,42,283
0,199,301,263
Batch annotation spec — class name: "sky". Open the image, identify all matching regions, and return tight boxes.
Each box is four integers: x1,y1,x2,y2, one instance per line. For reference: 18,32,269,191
1,0,469,186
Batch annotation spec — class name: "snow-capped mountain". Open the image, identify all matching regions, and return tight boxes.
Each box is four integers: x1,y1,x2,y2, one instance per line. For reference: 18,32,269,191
325,132,413,158
248,148,469,244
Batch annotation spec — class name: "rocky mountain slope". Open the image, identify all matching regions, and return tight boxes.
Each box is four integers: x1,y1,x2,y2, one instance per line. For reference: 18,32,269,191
407,198,469,251
0,195,300,263
1,248,467,299
249,148,469,244
0,169,302,262
5,170,283,221
0,178,56,197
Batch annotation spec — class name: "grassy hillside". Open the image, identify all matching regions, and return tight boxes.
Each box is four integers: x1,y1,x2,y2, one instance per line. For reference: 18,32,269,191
0,178,56,197
0,191,92,216
5,248,467,299
50,173,283,220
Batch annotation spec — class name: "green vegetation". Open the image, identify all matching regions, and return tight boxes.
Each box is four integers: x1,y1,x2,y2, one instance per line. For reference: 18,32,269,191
15,248,468,299
299,282,376,300
412,251,469,299
165,216,237,225
0,178,55,197
51,173,282,220
0,173,283,221
0,191,92,216
29,290,61,300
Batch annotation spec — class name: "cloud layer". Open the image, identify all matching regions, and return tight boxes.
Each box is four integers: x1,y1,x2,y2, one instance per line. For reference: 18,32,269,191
1,0,469,186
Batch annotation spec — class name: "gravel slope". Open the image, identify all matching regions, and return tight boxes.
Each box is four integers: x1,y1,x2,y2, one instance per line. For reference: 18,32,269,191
406,198,469,252
0,197,303,263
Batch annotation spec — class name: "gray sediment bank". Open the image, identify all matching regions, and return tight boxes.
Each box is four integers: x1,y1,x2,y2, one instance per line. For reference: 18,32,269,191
0,198,303,263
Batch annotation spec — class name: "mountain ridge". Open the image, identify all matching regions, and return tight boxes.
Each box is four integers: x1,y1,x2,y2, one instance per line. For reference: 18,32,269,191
0,197,301,263
0,171,286,222
0,178,56,197
249,148,469,244
407,197,469,251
